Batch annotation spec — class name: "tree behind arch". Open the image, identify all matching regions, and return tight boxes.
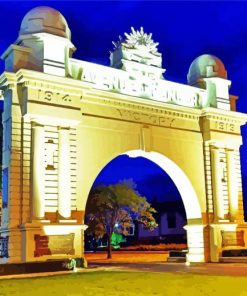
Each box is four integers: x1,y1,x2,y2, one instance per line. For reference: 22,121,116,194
85,180,157,259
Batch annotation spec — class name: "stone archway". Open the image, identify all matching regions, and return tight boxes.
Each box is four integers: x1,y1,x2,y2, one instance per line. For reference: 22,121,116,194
0,6,247,268
84,149,204,263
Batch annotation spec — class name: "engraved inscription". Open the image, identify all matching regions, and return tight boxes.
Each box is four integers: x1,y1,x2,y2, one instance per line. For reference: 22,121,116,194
61,94,70,102
80,60,205,109
116,109,175,127
43,91,53,101
38,89,72,104
215,121,235,132
49,234,75,255
34,234,75,257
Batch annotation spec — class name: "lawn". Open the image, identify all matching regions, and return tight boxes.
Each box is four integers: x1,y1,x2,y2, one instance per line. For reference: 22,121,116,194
0,271,247,296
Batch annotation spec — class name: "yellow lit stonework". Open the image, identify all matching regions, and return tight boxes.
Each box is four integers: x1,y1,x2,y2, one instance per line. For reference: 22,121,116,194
0,6,247,265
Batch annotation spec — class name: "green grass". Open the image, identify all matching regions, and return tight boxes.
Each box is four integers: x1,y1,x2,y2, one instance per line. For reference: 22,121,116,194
0,271,247,296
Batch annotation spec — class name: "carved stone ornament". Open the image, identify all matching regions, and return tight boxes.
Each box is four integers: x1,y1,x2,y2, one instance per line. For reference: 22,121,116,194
113,27,160,56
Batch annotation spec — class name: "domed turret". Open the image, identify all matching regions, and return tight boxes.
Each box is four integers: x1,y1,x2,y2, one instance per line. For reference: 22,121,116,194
186,54,233,110
187,54,227,86
0,6,76,76
19,6,71,39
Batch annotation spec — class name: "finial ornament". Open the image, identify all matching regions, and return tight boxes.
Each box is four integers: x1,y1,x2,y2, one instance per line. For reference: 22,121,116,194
112,35,123,50
112,27,160,56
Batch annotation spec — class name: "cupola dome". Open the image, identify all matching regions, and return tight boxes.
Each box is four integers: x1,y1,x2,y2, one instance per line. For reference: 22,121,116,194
19,6,71,39
187,54,227,86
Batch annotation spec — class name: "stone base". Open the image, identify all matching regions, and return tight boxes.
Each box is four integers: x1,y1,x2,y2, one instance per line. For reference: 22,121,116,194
186,253,205,263
0,223,88,264
0,257,86,276
219,257,247,263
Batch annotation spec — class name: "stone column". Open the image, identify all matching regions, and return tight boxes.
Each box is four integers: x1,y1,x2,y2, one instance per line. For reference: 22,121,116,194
31,124,45,219
210,145,224,220
226,148,238,221
184,224,205,263
58,128,71,218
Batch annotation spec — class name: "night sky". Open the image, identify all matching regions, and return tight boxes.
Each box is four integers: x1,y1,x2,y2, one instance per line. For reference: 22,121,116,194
93,155,181,202
1,1,247,212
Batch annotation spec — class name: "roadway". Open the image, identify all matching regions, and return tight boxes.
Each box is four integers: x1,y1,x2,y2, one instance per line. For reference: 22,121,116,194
88,261,247,276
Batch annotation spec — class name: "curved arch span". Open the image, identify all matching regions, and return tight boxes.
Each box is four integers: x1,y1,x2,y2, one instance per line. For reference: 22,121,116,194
122,150,202,220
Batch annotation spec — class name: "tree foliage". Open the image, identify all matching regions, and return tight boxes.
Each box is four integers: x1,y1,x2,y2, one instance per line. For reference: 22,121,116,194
85,180,157,258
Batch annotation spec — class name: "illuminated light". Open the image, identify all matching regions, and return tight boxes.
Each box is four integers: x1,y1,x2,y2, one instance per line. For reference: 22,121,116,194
124,150,202,220
185,261,190,266
114,223,119,227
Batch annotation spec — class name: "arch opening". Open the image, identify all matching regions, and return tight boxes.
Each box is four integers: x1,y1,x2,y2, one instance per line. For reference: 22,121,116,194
84,149,204,263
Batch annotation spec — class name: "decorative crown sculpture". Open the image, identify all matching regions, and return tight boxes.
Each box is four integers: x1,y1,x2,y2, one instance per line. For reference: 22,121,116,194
110,27,163,73
112,27,160,56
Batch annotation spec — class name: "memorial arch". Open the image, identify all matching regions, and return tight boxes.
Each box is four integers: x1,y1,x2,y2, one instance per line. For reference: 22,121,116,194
0,6,247,266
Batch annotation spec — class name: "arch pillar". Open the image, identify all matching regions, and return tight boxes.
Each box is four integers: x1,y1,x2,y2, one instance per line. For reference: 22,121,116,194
184,223,206,263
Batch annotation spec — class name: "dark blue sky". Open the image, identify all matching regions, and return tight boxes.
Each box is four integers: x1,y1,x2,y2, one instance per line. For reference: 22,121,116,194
1,1,247,105
1,1,247,211
93,155,181,202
